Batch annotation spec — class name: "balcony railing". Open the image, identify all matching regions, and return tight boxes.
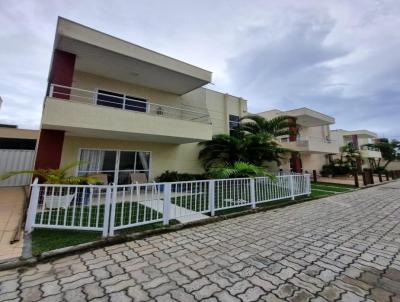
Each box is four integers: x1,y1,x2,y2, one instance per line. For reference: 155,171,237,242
361,145,380,151
48,84,211,124
280,136,336,144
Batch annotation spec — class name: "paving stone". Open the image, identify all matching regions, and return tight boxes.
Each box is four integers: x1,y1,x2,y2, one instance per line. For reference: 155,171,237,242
2,182,400,301
319,285,345,301
288,289,314,302
41,280,60,297
238,286,265,302
273,283,298,299
83,282,104,300
127,285,150,301
192,283,220,300
170,289,197,302
183,277,210,293
63,288,86,302
226,279,253,296
109,291,131,302
20,285,42,302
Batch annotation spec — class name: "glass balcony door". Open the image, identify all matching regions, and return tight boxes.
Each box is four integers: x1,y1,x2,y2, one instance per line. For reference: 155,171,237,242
78,149,151,185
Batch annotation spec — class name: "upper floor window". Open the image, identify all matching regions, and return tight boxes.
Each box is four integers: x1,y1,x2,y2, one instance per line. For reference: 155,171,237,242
96,89,147,112
229,114,240,132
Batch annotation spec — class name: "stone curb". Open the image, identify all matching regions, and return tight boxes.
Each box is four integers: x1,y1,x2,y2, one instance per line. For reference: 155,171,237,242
0,179,396,272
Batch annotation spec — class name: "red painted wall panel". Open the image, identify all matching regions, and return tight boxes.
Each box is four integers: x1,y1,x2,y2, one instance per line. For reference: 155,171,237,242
49,50,76,99
34,130,65,171
288,117,297,142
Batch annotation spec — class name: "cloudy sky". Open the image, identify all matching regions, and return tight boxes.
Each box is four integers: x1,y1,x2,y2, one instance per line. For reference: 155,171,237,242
1,0,400,139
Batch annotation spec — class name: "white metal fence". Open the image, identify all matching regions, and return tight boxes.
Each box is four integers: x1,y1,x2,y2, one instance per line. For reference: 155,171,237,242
0,149,35,187
25,173,311,236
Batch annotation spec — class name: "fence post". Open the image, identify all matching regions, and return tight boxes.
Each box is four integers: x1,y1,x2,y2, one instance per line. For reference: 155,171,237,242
354,171,359,188
378,172,382,183
25,178,39,233
307,174,311,195
108,184,117,236
362,170,367,186
163,183,171,225
208,180,215,216
250,178,256,209
312,170,317,183
102,186,112,237
289,175,295,200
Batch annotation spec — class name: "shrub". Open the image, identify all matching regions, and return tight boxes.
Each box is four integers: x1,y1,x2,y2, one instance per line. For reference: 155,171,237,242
155,170,208,182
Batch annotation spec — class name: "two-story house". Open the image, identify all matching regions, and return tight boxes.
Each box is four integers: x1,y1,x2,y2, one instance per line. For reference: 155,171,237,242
34,18,247,184
330,129,382,169
258,108,339,173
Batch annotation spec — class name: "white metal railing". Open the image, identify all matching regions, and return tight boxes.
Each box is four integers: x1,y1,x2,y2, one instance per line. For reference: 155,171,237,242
26,174,311,237
48,84,210,124
281,136,336,144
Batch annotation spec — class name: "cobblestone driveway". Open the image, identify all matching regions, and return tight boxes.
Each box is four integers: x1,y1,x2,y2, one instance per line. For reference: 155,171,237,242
1,181,400,302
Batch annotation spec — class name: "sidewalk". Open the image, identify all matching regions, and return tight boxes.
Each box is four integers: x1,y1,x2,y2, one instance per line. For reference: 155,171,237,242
0,187,26,261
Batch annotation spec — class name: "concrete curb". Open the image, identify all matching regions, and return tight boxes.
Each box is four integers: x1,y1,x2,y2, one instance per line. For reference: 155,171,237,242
0,179,396,272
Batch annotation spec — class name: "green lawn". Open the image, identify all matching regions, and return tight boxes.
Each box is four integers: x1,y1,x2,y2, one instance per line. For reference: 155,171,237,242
310,182,355,198
31,229,101,256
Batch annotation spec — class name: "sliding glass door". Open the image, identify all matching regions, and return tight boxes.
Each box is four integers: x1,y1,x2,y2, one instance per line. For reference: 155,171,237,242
77,149,151,184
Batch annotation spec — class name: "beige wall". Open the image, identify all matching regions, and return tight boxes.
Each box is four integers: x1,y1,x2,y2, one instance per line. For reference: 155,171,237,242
301,153,329,173
71,70,246,136
50,69,248,177
0,128,39,140
60,136,204,179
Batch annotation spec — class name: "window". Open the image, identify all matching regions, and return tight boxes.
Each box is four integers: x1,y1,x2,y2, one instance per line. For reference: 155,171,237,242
229,114,240,132
78,149,151,185
96,90,147,112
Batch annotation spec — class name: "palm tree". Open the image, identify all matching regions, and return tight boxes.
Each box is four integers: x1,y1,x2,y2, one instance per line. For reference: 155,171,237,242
240,115,293,137
0,161,98,184
198,133,288,170
199,134,246,170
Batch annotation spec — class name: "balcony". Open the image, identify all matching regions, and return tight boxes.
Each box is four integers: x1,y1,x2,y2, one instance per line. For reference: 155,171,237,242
360,146,382,159
41,84,213,144
280,136,339,154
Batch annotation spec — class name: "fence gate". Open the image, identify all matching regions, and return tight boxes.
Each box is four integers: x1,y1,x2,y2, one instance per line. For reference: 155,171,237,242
0,149,35,186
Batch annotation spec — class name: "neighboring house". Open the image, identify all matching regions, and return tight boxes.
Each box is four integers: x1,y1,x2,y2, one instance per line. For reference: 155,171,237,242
0,125,39,186
258,108,339,173
329,129,382,169
34,17,248,184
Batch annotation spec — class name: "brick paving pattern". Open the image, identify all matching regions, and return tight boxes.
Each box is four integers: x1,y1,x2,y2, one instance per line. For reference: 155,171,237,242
1,181,400,301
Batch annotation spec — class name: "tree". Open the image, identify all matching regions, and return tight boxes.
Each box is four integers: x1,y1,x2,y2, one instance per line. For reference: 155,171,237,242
339,143,361,170
239,115,293,137
363,140,400,171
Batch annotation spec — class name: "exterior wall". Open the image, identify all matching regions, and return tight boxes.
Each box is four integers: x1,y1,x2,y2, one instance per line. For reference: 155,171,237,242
301,153,328,173
71,71,208,111
34,130,65,170
50,50,76,100
386,160,400,171
60,136,203,179
70,70,245,136
299,125,330,140
0,128,39,140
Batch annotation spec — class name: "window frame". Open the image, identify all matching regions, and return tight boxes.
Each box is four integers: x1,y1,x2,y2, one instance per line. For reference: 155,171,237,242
76,148,152,184
94,88,149,113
